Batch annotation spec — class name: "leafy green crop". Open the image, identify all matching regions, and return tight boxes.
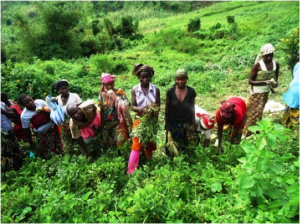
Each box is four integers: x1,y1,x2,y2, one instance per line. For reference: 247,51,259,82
2,119,298,223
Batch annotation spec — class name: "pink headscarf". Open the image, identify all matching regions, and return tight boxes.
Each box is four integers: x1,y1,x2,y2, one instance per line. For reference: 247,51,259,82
101,73,116,93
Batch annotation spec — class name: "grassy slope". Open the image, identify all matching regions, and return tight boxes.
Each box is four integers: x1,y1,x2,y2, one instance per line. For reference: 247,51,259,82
110,1,298,115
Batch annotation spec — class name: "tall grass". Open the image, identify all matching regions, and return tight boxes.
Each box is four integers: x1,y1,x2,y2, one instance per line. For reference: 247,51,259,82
105,7,177,26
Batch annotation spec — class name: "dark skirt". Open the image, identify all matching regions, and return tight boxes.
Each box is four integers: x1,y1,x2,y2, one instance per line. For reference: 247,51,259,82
167,120,190,152
1,129,23,171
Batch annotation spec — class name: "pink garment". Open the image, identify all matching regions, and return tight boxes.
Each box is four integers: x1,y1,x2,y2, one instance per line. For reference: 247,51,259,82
127,150,140,174
80,112,101,139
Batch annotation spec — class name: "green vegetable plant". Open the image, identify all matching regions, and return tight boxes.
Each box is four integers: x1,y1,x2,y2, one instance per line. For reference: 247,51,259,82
130,105,159,147
233,119,299,223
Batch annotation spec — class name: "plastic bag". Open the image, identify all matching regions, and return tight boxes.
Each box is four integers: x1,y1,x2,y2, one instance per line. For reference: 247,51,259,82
46,95,65,126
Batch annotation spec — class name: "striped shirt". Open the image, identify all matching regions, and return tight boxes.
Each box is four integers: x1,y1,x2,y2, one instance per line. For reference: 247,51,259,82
134,83,157,107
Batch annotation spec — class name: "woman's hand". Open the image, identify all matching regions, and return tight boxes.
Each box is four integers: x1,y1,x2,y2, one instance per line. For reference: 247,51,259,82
187,125,195,132
36,106,51,114
265,80,272,85
51,97,58,103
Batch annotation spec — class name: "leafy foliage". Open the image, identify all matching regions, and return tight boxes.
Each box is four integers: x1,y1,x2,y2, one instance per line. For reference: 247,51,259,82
277,28,299,69
1,1,299,223
1,120,298,223
130,106,159,146
187,17,201,33
12,2,83,60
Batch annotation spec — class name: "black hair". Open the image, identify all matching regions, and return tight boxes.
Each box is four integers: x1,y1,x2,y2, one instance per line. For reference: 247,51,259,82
1,92,8,102
18,93,29,106
54,79,69,91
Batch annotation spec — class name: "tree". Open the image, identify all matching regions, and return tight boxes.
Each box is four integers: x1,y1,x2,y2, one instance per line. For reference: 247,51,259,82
13,2,83,60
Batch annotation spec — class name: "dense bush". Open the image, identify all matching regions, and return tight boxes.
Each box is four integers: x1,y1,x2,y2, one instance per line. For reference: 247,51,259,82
277,28,299,70
1,121,298,223
104,16,139,39
90,54,129,75
1,1,299,223
187,17,201,33
12,2,83,61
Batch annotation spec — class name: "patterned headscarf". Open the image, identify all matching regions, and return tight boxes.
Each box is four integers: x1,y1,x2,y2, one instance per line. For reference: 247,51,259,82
132,64,155,77
101,73,116,93
255,43,275,63
219,102,235,118
54,79,69,91
175,68,188,79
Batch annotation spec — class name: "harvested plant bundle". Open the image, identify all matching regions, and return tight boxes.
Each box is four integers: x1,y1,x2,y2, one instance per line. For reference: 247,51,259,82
166,131,179,157
130,104,159,147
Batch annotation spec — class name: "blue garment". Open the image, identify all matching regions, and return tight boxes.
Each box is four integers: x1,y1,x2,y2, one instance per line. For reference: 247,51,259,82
282,62,300,108
1,102,12,132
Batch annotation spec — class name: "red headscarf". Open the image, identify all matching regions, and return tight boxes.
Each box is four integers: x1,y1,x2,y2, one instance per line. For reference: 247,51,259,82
219,102,235,118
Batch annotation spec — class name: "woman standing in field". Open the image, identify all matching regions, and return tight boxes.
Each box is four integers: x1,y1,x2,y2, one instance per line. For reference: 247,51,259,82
51,79,82,152
1,101,23,171
127,64,160,174
282,58,299,128
1,92,28,142
242,43,279,137
19,93,63,157
216,97,247,152
165,69,196,154
52,79,82,115
98,73,132,149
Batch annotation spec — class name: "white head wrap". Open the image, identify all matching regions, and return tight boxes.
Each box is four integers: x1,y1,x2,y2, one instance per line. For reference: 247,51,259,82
255,43,275,63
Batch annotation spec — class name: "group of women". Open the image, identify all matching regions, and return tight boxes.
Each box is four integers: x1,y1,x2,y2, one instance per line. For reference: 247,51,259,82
1,43,298,174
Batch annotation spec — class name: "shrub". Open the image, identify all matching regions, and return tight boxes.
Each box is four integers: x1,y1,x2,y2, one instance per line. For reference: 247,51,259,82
11,2,83,61
103,18,117,37
277,28,299,69
91,19,101,35
212,28,228,39
1,60,56,101
210,22,222,30
6,18,12,26
180,60,206,73
226,15,235,23
187,17,201,33
80,35,99,57
172,37,199,55
119,16,139,37
90,54,128,75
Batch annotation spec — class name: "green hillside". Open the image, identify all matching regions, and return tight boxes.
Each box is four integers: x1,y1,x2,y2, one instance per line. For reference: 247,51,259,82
1,1,299,223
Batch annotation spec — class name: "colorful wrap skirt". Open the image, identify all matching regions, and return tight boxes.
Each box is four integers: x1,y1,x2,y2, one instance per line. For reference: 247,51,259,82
1,129,23,171
103,119,128,148
60,118,74,152
282,107,299,128
35,123,63,155
243,92,269,136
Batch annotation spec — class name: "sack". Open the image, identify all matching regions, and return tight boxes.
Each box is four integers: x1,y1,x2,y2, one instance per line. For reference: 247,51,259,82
46,95,65,126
